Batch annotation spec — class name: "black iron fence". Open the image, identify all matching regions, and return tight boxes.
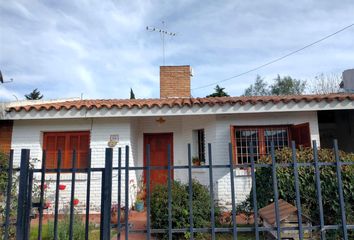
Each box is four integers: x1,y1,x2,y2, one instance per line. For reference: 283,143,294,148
0,140,353,240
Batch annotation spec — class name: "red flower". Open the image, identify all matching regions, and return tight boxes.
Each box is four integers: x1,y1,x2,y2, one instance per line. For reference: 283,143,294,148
43,202,51,209
73,199,79,206
40,184,48,190
59,184,66,190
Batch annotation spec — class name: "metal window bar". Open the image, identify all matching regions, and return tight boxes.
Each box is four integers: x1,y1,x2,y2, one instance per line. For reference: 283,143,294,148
2,139,354,239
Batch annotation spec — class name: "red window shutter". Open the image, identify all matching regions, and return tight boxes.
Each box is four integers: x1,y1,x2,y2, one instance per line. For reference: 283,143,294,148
290,123,311,148
78,134,90,169
44,135,57,169
43,131,90,169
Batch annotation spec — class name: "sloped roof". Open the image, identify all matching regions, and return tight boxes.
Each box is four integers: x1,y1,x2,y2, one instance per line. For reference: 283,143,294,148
259,199,299,224
7,93,354,112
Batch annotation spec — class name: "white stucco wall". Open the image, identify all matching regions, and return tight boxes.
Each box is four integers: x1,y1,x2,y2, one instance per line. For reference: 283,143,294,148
10,111,320,212
11,118,135,213
214,111,320,207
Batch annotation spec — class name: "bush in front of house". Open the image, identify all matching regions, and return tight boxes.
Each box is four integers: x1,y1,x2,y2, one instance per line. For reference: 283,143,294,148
240,147,354,239
0,151,18,239
151,180,221,239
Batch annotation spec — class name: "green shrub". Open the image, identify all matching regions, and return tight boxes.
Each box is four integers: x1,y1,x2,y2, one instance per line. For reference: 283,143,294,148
151,180,220,239
241,147,354,239
30,215,89,240
0,151,17,239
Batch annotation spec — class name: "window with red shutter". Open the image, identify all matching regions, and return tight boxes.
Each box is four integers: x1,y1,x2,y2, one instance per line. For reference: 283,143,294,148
290,123,311,148
230,123,311,164
43,131,90,169
231,126,291,164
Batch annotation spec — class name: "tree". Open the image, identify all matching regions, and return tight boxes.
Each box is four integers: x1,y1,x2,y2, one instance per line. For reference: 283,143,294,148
25,88,43,100
270,75,306,95
130,88,135,99
206,85,230,98
309,73,341,94
243,75,270,96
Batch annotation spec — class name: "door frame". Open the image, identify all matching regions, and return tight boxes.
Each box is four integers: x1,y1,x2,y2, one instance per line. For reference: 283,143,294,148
143,132,174,184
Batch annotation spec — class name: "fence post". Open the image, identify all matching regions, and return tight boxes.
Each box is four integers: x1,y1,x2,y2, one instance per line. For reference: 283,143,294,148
146,144,151,240
249,143,260,240
228,143,238,240
54,150,62,240
16,149,30,240
291,141,304,240
313,140,326,240
208,143,216,240
167,144,172,240
333,139,348,240
187,144,194,240
24,169,34,239
85,150,92,240
100,148,113,240
38,150,46,240
124,145,130,240
69,150,77,239
117,147,122,240
271,142,281,240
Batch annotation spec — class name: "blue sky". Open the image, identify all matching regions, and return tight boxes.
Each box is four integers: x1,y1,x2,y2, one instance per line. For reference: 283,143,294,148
0,0,353,101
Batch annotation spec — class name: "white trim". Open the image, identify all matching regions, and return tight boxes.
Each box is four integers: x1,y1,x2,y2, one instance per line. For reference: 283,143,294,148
4,99,354,120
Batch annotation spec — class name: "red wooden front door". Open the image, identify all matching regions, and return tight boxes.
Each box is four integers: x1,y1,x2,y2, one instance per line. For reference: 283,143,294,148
144,133,173,189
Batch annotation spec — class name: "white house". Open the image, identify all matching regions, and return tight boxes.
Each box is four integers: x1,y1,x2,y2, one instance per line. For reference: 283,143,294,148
1,65,354,212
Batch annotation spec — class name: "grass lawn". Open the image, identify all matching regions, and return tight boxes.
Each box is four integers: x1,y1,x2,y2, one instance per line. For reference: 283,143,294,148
29,218,117,240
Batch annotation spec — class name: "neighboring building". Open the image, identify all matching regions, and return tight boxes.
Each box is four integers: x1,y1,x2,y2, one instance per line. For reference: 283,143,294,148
1,66,354,212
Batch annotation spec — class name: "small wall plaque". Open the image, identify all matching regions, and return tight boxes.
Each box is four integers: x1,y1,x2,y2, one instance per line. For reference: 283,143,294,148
108,134,119,147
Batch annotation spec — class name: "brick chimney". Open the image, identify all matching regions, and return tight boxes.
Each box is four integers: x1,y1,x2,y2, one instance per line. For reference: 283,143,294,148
160,65,192,98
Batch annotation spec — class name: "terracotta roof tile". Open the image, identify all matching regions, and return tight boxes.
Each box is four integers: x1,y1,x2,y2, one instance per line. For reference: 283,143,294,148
7,93,354,112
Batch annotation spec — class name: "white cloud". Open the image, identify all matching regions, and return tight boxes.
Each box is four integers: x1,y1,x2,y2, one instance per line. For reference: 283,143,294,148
0,0,353,99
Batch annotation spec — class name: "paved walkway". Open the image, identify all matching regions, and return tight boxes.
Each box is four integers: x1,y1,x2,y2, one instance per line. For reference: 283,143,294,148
112,210,150,240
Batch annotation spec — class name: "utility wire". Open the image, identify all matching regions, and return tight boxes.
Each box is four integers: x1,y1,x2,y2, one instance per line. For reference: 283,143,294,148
192,23,354,90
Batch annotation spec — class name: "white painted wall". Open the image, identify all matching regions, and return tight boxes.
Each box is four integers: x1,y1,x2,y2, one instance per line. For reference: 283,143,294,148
11,118,136,213
213,111,320,207
10,111,320,212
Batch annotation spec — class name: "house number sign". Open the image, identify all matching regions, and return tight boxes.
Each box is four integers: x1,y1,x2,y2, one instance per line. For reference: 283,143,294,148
108,134,119,147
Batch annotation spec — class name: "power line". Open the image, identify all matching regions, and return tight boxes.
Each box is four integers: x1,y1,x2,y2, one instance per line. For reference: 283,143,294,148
192,23,354,90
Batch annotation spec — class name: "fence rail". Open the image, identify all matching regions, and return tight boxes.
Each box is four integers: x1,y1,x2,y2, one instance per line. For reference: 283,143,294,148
0,139,353,240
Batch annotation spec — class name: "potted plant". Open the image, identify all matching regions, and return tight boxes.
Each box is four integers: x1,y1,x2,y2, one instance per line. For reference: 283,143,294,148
134,197,144,212
192,156,201,166
134,178,146,212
